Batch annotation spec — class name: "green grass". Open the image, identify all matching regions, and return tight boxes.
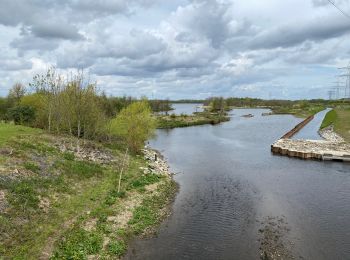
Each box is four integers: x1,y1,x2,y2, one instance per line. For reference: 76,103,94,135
320,109,337,129
107,240,127,257
23,162,41,173
320,107,350,142
128,174,162,190
51,227,104,259
334,107,350,142
128,179,177,235
272,104,325,118
0,123,177,259
58,160,104,179
157,112,230,129
0,123,41,146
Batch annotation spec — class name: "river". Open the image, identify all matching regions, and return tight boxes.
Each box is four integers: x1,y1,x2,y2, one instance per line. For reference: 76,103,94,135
126,108,350,260
170,103,204,115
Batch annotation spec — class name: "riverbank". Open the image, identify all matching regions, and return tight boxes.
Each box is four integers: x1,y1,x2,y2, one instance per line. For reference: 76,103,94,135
156,111,230,129
320,108,350,142
271,111,350,161
0,123,176,259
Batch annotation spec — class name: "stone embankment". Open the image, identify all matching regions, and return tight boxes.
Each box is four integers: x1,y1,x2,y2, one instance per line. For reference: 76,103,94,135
318,125,344,142
140,148,172,175
272,118,350,162
271,138,350,161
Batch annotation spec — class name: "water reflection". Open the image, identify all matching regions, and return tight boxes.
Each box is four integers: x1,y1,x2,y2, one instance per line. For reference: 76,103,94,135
126,109,350,260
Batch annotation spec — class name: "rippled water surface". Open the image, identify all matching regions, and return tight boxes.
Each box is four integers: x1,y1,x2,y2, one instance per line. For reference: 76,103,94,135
126,109,350,260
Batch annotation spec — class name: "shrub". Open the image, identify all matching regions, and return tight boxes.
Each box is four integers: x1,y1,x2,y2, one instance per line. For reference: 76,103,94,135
6,105,35,125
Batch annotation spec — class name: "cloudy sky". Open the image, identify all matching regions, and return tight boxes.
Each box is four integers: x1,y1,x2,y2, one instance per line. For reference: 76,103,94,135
0,0,350,99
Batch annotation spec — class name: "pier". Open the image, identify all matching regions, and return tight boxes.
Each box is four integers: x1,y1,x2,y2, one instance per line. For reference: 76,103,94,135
271,113,350,162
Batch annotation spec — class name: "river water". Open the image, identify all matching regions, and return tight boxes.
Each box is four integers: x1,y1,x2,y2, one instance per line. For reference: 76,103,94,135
126,108,350,260
171,103,204,115
292,108,331,140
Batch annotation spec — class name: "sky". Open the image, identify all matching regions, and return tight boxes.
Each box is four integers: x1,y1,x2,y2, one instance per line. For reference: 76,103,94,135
0,0,350,99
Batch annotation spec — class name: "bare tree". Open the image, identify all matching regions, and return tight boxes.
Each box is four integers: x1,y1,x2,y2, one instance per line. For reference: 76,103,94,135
8,82,26,104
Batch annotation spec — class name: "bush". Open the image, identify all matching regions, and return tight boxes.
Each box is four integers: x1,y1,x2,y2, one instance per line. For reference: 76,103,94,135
109,100,156,153
6,105,35,125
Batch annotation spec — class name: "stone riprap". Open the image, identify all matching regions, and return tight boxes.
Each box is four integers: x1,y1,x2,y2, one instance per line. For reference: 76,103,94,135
140,148,172,175
318,125,345,143
271,138,350,161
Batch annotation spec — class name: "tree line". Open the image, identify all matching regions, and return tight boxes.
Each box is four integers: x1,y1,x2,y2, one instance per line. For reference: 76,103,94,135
0,68,159,153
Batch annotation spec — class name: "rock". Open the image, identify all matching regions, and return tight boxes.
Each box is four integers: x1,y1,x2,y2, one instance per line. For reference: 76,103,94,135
141,148,172,176
319,125,344,142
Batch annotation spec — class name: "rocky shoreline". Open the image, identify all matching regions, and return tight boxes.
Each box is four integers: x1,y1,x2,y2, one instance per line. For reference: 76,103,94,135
318,125,344,142
140,148,172,176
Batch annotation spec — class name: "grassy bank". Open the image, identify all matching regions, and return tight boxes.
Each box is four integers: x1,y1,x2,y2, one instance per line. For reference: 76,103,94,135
0,124,176,259
321,108,350,142
157,112,230,129
271,104,325,118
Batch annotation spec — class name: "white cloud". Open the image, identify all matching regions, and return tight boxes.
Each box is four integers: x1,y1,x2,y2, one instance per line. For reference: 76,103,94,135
0,0,349,99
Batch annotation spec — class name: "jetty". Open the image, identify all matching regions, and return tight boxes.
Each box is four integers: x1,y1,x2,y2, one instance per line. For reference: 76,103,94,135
271,115,350,162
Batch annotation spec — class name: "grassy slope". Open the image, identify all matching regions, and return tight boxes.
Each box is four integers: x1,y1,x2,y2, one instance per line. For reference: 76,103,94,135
0,123,42,146
271,104,325,118
320,107,350,142
320,109,337,129
0,124,176,259
334,108,350,142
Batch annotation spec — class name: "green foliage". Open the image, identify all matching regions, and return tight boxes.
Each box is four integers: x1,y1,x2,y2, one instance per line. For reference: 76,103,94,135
0,97,10,120
20,93,47,128
1,176,67,212
128,174,161,189
110,100,156,153
104,189,126,206
157,113,230,129
51,228,103,259
320,109,337,129
0,123,41,146
128,180,177,235
59,160,104,179
208,97,226,112
148,99,173,113
129,204,157,234
63,152,75,161
6,105,36,125
23,162,41,173
107,240,127,256
6,180,40,210
333,107,350,142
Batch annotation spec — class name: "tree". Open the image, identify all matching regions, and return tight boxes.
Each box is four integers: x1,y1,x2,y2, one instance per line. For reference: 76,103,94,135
6,105,35,125
208,97,226,114
110,100,156,153
30,67,63,132
20,93,47,128
8,83,26,105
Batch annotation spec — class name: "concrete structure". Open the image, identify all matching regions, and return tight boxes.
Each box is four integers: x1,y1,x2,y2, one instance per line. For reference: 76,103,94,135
271,139,350,162
271,114,350,162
